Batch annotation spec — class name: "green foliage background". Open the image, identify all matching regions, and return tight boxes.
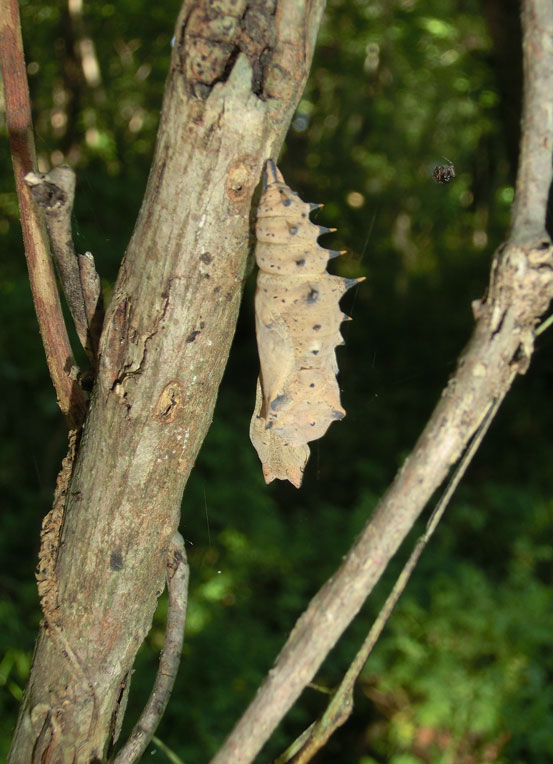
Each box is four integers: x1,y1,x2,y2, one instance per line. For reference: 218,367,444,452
1,1,552,762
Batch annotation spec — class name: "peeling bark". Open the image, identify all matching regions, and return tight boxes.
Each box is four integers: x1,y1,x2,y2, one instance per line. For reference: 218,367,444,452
7,1,326,761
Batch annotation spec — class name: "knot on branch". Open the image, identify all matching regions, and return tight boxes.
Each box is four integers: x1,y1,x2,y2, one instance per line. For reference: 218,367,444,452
474,240,553,375
25,172,68,209
491,241,553,322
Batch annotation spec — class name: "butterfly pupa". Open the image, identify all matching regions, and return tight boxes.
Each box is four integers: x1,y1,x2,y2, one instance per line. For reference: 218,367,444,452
250,160,363,487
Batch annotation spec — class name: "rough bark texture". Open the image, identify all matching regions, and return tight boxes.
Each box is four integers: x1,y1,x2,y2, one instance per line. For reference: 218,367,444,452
8,1,325,762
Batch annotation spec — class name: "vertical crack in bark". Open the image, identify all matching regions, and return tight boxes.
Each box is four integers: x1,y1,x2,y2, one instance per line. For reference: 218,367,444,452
108,284,172,397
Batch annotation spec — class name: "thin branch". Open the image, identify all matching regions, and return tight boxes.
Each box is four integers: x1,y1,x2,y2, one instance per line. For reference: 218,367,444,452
0,0,86,427
209,2,553,762
509,0,553,246
113,533,189,764
24,169,88,349
151,736,186,764
280,393,508,764
78,251,104,363
535,311,553,336
24,168,104,365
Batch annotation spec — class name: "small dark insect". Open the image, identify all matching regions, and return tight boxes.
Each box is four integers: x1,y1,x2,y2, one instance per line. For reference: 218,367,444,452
433,158,456,184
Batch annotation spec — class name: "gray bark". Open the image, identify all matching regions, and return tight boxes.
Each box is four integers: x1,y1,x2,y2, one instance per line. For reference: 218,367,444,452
8,2,325,761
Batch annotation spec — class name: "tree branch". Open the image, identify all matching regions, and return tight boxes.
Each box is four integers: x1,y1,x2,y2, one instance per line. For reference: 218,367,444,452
280,395,507,764
113,533,189,764
0,0,86,427
8,1,327,760
25,167,103,364
209,2,553,762
509,0,553,246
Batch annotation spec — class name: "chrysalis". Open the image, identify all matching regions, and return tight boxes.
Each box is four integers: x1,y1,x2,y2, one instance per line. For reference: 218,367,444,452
250,160,363,487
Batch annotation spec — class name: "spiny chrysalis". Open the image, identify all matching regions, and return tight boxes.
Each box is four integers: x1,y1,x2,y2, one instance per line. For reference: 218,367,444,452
250,160,364,487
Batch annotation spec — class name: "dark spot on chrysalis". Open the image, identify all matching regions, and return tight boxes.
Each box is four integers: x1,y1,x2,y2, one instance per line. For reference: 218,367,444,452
110,551,124,571
306,289,319,303
288,224,299,235
186,330,201,343
295,258,306,267
200,252,212,264
313,324,321,331
312,349,319,355
309,382,316,388
332,410,345,420
270,393,290,411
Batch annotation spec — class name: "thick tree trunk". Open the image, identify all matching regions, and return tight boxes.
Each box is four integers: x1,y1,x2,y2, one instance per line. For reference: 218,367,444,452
8,2,325,761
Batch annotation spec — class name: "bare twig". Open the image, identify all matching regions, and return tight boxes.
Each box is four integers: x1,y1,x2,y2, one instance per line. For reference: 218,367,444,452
0,0,86,427
151,735,186,764
209,2,553,762
509,0,553,246
281,393,508,764
113,533,189,764
78,251,104,362
25,169,87,347
24,168,104,365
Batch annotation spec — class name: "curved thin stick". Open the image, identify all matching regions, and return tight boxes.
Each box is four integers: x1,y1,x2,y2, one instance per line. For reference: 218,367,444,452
113,533,189,764
0,0,86,427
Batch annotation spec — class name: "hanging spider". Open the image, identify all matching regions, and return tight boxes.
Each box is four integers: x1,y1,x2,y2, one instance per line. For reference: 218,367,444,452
432,157,456,184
